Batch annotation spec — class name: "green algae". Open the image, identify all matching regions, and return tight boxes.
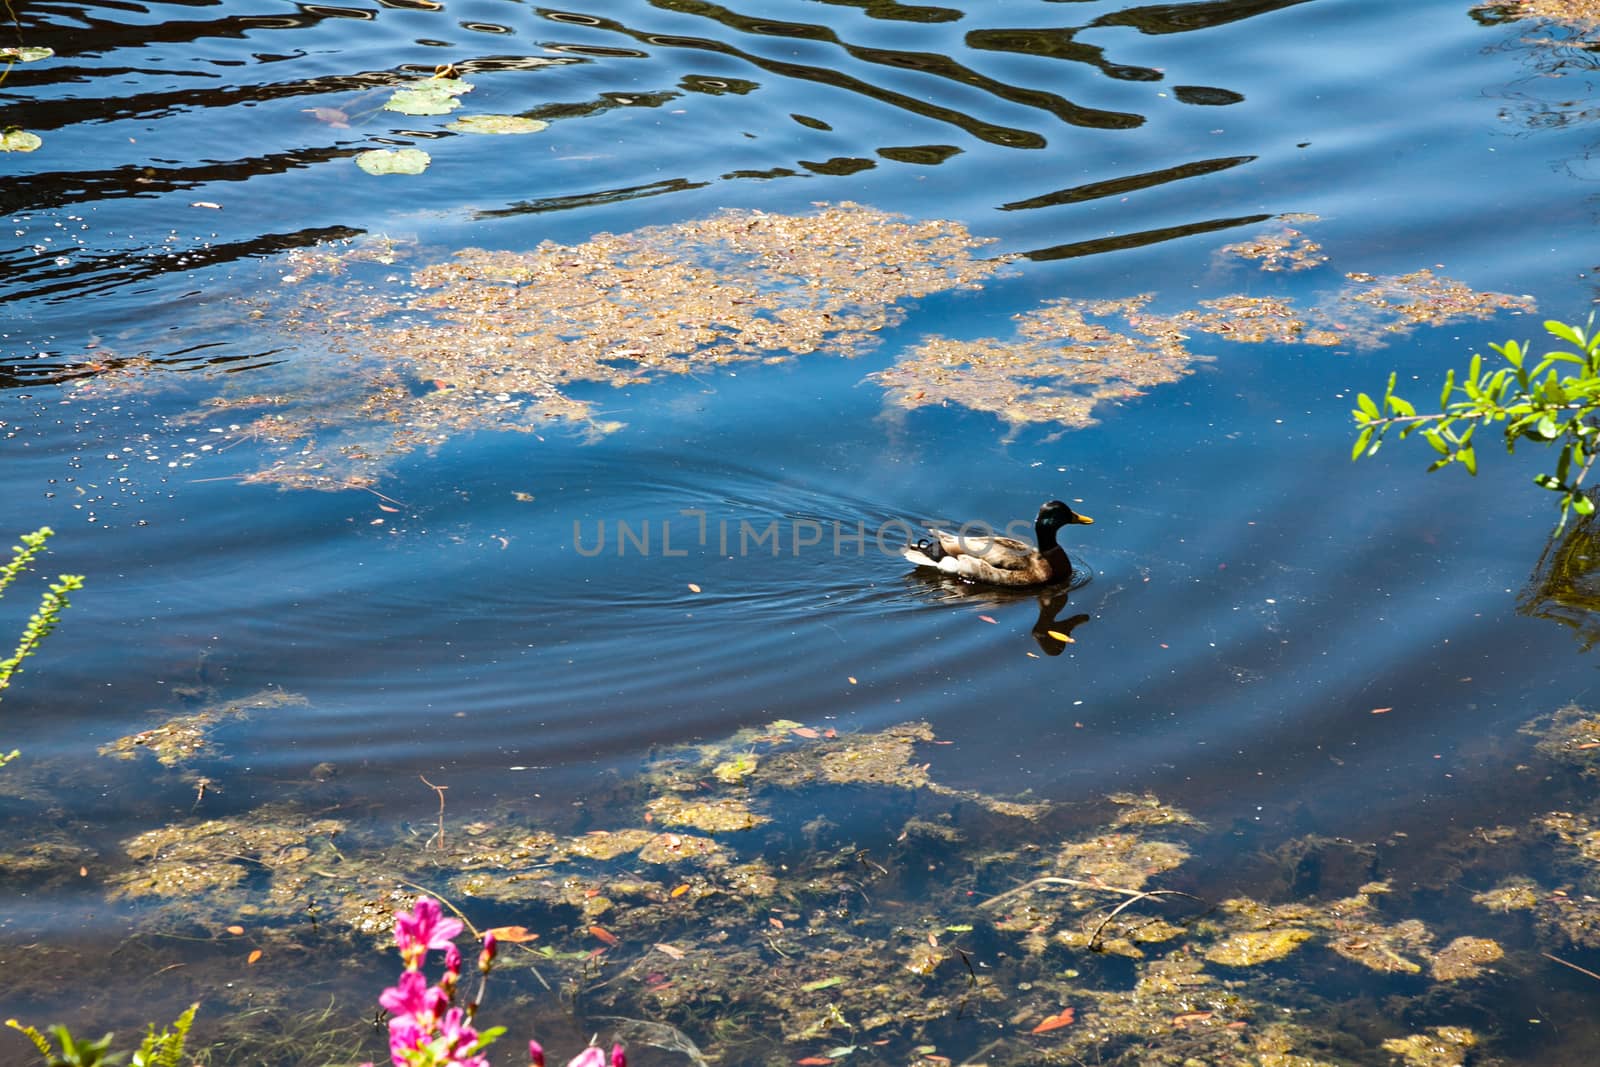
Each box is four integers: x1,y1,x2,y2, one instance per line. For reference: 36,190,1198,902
1203,927,1314,967
1381,1027,1478,1067
32,705,1600,1065
98,689,306,768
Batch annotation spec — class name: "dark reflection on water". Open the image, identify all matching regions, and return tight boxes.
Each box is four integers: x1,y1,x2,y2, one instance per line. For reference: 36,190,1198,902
6,0,1600,1061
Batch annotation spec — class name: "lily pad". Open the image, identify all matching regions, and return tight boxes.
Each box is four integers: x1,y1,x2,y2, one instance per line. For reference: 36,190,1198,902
0,46,54,62
356,148,431,176
384,77,473,116
0,129,42,152
447,114,549,135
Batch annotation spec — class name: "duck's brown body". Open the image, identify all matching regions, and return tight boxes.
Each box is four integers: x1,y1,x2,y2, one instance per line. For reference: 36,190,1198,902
903,501,1093,587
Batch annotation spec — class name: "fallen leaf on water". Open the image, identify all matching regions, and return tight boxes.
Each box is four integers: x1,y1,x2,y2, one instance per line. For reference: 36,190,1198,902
654,943,686,959
796,1059,833,1065
769,917,785,930
801,976,844,991
1046,630,1074,643
671,884,690,897
792,727,820,739
446,114,550,135
1578,742,1600,750
1172,1011,1213,1027
226,925,245,935
355,148,431,176
487,926,539,943
191,201,222,210
1030,1007,1075,1033
1371,707,1392,715
978,615,997,624
379,504,400,512
688,583,702,593
247,949,263,965
302,107,351,127
79,866,88,877
589,925,620,946
847,676,857,685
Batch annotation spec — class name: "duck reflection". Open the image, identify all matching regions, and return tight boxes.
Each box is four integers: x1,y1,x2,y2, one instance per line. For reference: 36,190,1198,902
906,572,1093,656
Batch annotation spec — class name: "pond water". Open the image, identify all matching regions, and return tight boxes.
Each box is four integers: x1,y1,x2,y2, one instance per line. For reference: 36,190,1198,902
6,1,1600,1064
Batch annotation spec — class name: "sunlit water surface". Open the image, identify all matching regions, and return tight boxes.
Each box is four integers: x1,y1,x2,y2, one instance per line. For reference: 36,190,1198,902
5,0,1600,1063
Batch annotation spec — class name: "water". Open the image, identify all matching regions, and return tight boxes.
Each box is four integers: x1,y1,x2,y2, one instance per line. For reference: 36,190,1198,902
5,1,1600,1063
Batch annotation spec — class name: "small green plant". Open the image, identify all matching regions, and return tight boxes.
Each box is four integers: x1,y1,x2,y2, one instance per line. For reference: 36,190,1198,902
1352,317,1600,530
5,1005,194,1067
0,526,85,768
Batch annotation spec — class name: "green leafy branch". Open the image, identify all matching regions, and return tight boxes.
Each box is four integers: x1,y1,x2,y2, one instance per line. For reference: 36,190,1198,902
1,527,85,769
7,1004,196,1067
1352,318,1600,530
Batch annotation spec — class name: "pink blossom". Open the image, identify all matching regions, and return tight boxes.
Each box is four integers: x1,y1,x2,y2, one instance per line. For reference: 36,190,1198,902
478,930,497,974
379,970,430,1018
386,1016,429,1067
529,1040,546,1067
394,897,464,969
565,1048,606,1067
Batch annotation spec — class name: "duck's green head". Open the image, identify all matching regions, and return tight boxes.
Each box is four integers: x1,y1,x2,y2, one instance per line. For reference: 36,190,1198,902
1039,499,1094,529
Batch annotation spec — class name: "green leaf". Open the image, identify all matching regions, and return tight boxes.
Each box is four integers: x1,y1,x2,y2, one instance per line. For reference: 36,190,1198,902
1536,415,1558,440
1460,446,1476,475
384,76,474,116
1439,368,1455,408
1536,473,1563,490
1352,426,1374,461
1423,429,1449,455
1356,393,1379,419
1577,496,1596,517
1469,352,1482,383
0,129,42,152
1388,395,1415,418
446,114,550,135
1546,320,1585,347
0,47,54,62
355,148,431,175
802,976,846,991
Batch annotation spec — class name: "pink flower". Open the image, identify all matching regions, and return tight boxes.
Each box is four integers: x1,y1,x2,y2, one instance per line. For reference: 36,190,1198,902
379,970,430,1018
394,897,464,969
478,930,497,974
565,1048,606,1067
611,1044,626,1067
529,1039,545,1067
386,1016,428,1067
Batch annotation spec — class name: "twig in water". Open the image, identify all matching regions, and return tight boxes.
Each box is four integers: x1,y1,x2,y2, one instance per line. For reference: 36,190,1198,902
419,775,447,851
979,875,1157,910
1543,951,1600,983
1087,889,1205,952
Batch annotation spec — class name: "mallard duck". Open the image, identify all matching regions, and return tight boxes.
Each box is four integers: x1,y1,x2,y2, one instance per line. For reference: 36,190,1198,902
902,500,1093,587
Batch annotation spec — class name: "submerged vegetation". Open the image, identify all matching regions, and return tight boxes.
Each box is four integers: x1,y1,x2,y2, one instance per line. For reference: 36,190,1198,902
16,699,1600,1064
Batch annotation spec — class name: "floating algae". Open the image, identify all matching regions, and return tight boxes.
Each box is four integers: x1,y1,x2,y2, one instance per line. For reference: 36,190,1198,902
98,689,306,768
108,806,344,900
124,203,1008,490
874,253,1531,434
69,206,1536,489
1203,927,1314,967
1217,217,1329,272
1381,1027,1478,1067
1429,936,1505,981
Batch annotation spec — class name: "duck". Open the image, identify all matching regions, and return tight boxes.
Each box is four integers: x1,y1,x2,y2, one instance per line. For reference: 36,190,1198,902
902,500,1094,587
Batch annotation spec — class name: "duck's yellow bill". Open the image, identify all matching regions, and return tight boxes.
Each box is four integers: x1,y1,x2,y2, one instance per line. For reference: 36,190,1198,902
1074,513,1094,524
